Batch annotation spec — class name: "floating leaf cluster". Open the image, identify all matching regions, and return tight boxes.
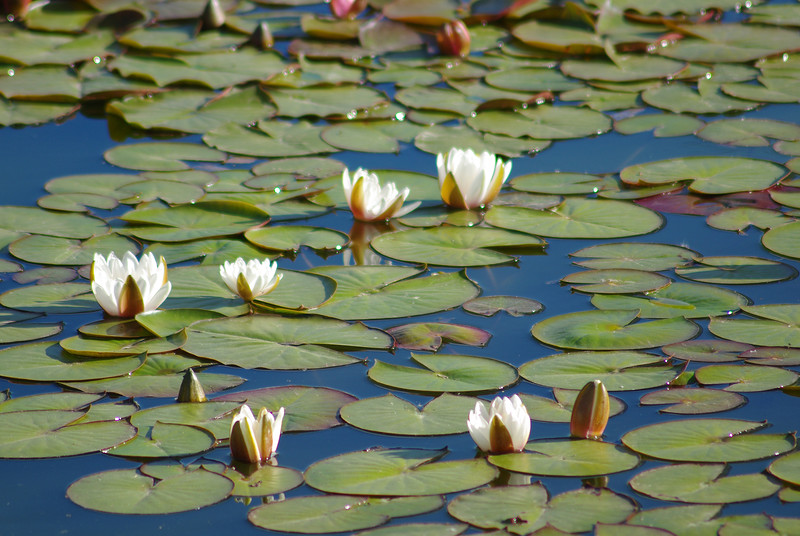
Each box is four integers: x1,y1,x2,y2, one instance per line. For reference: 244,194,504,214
2,0,800,533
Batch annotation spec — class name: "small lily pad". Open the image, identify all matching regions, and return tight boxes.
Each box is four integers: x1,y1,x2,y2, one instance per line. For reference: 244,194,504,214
561,269,670,294
340,394,479,436
104,142,226,172
386,322,490,351
639,388,746,414
590,282,749,319
662,339,754,363
570,242,697,271
675,256,797,284
489,439,640,477
708,304,800,347
0,342,145,382
462,295,543,317
694,364,798,392
245,225,348,252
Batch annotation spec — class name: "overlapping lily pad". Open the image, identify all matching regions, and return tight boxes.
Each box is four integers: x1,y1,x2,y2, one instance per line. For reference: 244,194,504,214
570,242,697,271
489,439,640,477
0,342,145,382
675,256,796,284
591,282,749,319
639,388,746,414
340,394,478,436
709,304,800,347
695,364,798,392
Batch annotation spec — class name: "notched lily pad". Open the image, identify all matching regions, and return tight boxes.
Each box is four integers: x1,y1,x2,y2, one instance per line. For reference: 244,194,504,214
386,322,490,351
462,295,543,317
340,394,479,436
639,388,746,414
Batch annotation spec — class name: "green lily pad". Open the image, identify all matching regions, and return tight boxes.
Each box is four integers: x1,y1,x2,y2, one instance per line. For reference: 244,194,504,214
371,227,544,267
621,418,795,462
249,495,444,534
413,124,550,157
0,97,77,127
512,20,602,54
614,113,704,137
627,504,724,535
395,86,476,116
0,65,80,101
308,266,480,320
245,225,348,252
0,409,136,459
321,122,400,153
0,282,97,314
620,156,786,194
340,393,479,436
116,178,206,205
305,448,497,496
0,206,107,239
642,80,758,114
706,207,790,232
37,192,119,212
740,347,800,366
106,421,216,458
219,464,304,497
368,353,518,394
561,269,671,294
662,339,754,363
135,309,226,337
451,484,636,535
182,314,388,370
267,86,388,118
78,318,151,339
762,221,800,259
561,55,685,82
485,67,582,92
591,282,749,319
485,199,663,239
510,172,604,195
145,238,275,266
697,118,800,147
59,332,185,358
532,309,700,350
488,439,639,477
104,141,226,172
13,266,76,285
0,342,145,382
709,304,800,347
675,256,796,285
639,388,746,414
0,322,63,344
0,392,103,414
570,242,697,271
657,23,800,63
695,364,798,392
62,353,244,398
630,463,780,503
127,401,240,441
203,120,337,158
768,451,800,487
67,465,233,514
0,26,115,66
468,106,611,140
215,385,356,433
462,295,543,317
519,351,682,391
353,523,467,536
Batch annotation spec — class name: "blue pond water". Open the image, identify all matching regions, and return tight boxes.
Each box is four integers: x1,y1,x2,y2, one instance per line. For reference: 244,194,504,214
2,101,800,534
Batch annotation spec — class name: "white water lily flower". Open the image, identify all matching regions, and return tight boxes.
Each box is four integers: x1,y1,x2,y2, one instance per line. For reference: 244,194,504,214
219,257,282,302
467,394,530,454
436,147,511,209
230,404,284,464
342,168,420,222
91,251,171,318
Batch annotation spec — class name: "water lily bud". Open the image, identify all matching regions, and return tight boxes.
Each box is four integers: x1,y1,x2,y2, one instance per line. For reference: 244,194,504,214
219,258,282,302
177,369,207,403
91,252,171,318
230,404,285,464
570,379,610,440
437,147,512,210
342,168,420,222
250,21,274,50
437,20,470,57
468,394,530,454
329,0,366,20
200,0,225,30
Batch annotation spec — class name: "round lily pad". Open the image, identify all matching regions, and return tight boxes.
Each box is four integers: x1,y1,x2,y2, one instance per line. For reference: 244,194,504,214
0,206,107,239
67,465,233,514
104,142,226,171
182,315,388,370
519,351,681,391
352,522,467,536
694,364,798,392
462,295,543,317
561,269,671,294
0,342,145,382
127,401,241,441
340,394,478,436
639,388,746,414
569,242,697,271
675,256,797,285
0,409,136,458
561,56,685,82
0,392,103,413
305,448,497,496
368,353,518,394
531,309,700,350
662,339,754,363
621,419,795,462
248,495,444,534
762,221,800,259
371,227,544,267
630,463,780,503
245,225,349,252
614,113,705,137
620,156,786,194
510,172,604,195
386,322,490,351
708,304,800,347
59,333,185,358
468,106,610,140
706,207,789,232
222,464,304,497
488,439,640,477
591,282,749,319
740,347,800,366
768,451,800,487
485,199,663,239
8,233,140,266
0,282,97,314
106,421,216,458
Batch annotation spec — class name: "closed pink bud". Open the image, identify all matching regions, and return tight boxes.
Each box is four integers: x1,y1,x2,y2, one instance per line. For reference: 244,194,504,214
436,20,470,57
330,0,366,20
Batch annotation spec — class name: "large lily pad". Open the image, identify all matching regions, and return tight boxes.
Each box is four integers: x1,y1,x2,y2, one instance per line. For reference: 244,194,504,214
570,242,697,271
708,304,800,347
639,388,747,414
621,419,795,462
0,342,145,382
519,351,682,391
485,199,662,239
340,394,478,436
182,315,388,370
305,448,497,496
695,364,798,392
489,439,639,477
368,353,518,394
0,206,107,239
591,282,749,319
531,309,700,350
675,256,796,285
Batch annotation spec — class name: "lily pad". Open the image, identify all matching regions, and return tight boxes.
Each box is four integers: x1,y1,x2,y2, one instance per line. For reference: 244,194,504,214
561,269,670,294
182,315,388,370
386,322,490,351
468,106,611,140
519,351,682,391
67,465,233,514
203,120,337,158
621,418,795,462
368,353,518,394
706,207,790,232
305,448,497,496
249,495,444,534
697,118,800,147
0,409,136,459
662,339,754,363
639,388,746,414
591,282,749,319
462,295,543,317
510,172,605,195
245,225,348,253
614,113,704,137
0,206,107,239
518,389,626,423
106,421,216,458
0,342,145,382
709,304,800,347
768,451,800,487
694,364,798,392
488,439,639,477
485,199,663,239
675,256,796,285
221,464,304,497
762,221,800,259
630,463,780,503
340,394,479,436
570,242,697,271
531,309,700,350
308,267,480,320
104,142,226,172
